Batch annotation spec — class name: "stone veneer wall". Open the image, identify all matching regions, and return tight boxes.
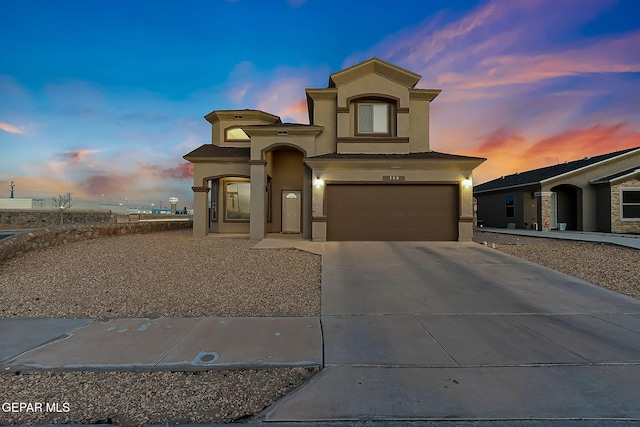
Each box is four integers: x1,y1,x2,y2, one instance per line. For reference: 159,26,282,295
0,220,193,263
540,193,552,231
610,179,640,234
0,210,117,230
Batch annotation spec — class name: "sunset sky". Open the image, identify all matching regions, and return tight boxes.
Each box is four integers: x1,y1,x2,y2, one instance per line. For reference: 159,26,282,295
1,0,639,208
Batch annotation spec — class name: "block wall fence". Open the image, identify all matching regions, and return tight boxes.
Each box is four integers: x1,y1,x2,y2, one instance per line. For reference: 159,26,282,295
0,221,193,263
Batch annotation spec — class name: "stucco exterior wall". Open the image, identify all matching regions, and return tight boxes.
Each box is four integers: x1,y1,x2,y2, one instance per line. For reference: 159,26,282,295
193,162,250,187
337,142,411,154
540,153,640,231
337,74,410,120
330,73,430,155
248,134,318,160
476,187,538,229
408,94,430,152
308,92,337,156
522,191,538,229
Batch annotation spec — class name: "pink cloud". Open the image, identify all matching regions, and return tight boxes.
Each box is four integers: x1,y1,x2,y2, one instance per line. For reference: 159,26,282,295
277,99,309,124
80,174,131,197
138,162,194,180
461,123,640,183
57,148,104,163
256,78,310,123
0,122,24,134
446,33,640,90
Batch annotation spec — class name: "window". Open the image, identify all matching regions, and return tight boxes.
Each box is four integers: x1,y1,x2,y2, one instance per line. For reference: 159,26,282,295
505,194,515,218
225,182,250,221
267,180,272,223
357,102,390,134
621,189,640,220
225,127,250,141
209,179,218,223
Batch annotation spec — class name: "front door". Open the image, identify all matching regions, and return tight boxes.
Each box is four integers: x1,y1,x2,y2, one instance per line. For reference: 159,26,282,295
281,190,301,233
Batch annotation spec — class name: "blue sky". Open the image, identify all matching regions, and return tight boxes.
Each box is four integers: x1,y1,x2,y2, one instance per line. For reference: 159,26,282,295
1,0,639,208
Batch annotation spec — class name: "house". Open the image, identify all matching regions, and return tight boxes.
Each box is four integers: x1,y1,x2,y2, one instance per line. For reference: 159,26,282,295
474,147,640,233
184,58,486,241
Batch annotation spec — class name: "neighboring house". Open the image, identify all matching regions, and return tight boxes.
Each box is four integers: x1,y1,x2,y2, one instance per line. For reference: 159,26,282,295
474,147,640,233
184,58,486,241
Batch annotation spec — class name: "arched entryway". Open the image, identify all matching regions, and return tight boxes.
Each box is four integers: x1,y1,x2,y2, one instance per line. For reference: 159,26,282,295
264,146,307,234
550,184,582,230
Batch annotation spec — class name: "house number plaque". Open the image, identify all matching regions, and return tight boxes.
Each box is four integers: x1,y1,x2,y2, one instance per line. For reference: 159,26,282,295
383,175,405,181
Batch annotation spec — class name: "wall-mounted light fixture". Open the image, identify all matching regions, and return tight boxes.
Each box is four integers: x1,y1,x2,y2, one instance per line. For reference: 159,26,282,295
462,177,473,188
313,177,325,188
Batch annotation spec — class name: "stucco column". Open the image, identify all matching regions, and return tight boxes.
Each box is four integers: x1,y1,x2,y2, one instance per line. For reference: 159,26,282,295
303,166,312,239
250,161,266,240
458,179,474,241
310,168,327,242
536,191,553,231
191,186,209,237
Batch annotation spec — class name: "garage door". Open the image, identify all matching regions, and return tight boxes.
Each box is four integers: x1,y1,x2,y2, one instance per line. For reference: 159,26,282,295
326,184,458,241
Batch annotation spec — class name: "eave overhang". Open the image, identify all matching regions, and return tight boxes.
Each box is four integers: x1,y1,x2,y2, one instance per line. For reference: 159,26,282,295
305,152,485,171
242,124,324,138
183,145,250,163
204,109,281,125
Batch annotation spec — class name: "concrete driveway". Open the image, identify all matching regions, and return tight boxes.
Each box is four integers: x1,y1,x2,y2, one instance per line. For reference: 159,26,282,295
264,241,640,423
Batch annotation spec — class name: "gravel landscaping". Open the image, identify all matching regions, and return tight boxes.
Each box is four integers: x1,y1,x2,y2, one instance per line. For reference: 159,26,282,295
0,368,318,426
0,229,321,318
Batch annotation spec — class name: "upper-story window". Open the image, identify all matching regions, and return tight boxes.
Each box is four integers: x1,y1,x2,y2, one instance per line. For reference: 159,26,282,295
356,101,392,136
225,127,250,141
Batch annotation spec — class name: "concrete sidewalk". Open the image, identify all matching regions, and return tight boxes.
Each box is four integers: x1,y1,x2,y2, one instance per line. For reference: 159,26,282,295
0,317,321,372
478,227,640,249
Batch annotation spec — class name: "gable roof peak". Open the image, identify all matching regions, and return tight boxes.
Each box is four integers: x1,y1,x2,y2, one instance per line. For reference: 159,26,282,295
329,57,422,88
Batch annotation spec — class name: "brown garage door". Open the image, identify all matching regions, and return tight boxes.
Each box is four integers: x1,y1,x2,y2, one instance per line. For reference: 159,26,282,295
326,184,458,241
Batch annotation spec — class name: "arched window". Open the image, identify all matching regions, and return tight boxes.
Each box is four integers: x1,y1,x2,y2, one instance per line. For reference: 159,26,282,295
225,127,250,141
